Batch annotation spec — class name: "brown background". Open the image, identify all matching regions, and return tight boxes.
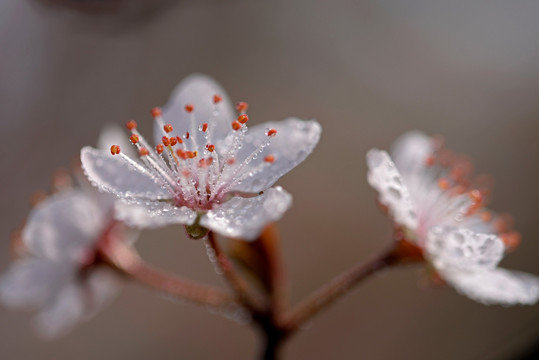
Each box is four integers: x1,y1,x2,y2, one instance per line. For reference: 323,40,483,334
1,0,538,359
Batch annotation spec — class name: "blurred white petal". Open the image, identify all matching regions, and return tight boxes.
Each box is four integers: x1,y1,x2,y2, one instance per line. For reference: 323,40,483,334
115,200,196,228
200,187,292,240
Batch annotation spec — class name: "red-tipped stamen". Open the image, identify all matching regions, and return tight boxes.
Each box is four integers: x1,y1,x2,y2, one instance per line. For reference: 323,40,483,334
139,147,149,156
176,136,183,144
236,102,248,112
232,121,242,131
170,137,178,146
185,132,190,139
151,107,162,118
156,144,164,154
206,144,215,152
264,155,275,163
227,158,236,165
110,145,121,155
126,120,137,131
437,178,449,190
130,134,140,144
164,124,173,133
162,136,170,147
238,114,249,124
202,123,208,132
501,232,521,251
185,104,194,113
213,95,222,104
266,129,277,137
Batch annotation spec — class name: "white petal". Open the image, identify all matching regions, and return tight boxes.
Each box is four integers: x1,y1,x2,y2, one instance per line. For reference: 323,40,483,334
97,124,136,158
114,200,197,229
389,130,433,175
156,74,236,147
366,149,419,230
200,187,292,240
229,118,321,193
23,190,104,262
443,268,539,305
0,258,72,309
426,226,504,272
81,146,170,201
85,268,122,317
33,283,85,340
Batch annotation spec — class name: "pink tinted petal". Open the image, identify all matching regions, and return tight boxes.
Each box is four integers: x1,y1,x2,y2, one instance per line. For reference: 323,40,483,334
81,146,171,202
114,200,197,229
155,74,236,148
366,149,419,231
23,190,105,262
228,118,321,193
443,268,539,305
200,187,292,240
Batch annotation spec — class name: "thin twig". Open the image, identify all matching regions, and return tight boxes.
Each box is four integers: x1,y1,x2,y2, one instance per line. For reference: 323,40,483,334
100,239,235,308
282,246,400,334
207,231,264,312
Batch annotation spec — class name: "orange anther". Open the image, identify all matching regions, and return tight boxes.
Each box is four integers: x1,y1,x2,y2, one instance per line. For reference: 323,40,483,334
185,132,190,139
110,145,120,155
155,144,164,154
162,136,170,147
164,124,173,133
469,189,483,204
130,134,140,144
126,120,137,130
437,178,450,190
501,232,521,251
213,95,222,104
170,137,178,146
151,107,162,117
185,104,194,113
176,136,183,144
238,114,249,124
206,144,215,152
186,151,196,159
264,155,275,163
176,149,187,159
232,121,242,131
266,128,277,137
236,102,248,112
202,123,208,132
139,147,149,156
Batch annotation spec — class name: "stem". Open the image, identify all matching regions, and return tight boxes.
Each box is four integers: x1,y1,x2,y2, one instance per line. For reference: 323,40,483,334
100,239,235,308
207,231,263,311
282,246,399,334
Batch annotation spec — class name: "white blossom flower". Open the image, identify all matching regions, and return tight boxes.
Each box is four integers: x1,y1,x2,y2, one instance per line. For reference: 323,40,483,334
367,131,539,305
81,74,321,240
0,128,138,339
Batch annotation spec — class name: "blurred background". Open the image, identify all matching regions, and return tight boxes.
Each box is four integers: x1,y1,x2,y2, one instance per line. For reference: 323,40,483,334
1,0,539,359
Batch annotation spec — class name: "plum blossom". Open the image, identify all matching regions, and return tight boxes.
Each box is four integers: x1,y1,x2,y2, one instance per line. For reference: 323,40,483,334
367,131,539,305
0,128,138,339
81,74,321,240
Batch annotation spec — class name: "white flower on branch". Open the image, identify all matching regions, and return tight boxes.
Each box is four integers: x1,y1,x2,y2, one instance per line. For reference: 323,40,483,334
81,74,321,240
367,131,539,305
0,127,139,339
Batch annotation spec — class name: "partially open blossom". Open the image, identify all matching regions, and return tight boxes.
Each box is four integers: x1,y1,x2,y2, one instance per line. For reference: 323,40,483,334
81,74,321,240
367,131,539,305
0,127,138,339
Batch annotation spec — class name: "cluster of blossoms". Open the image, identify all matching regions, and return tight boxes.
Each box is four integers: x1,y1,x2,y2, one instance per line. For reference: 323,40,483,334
0,74,537,343
0,126,139,339
367,131,539,305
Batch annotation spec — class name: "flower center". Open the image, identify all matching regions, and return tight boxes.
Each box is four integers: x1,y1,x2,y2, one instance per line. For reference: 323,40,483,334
111,96,278,211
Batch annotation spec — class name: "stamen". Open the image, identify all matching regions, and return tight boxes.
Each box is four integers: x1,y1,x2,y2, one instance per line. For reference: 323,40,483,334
238,114,249,124
162,136,170,146
164,124,174,133
266,128,277,137
151,107,162,118
206,144,215,152
236,102,248,112
176,136,183,144
213,95,222,104
170,137,178,146
185,132,190,139
501,232,521,251
232,121,242,131
139,147,149,156
185,104,194,113
110,145,121,155
156,144,164,154
437,178,449,190
126,120,137,130
130,134,140,144
227,158,236,165
201,123,209,132
264,155,275,163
